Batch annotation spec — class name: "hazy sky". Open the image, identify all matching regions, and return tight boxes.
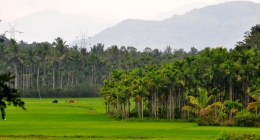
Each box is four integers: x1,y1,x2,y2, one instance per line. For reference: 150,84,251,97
1,0,260,45
1,0,260,23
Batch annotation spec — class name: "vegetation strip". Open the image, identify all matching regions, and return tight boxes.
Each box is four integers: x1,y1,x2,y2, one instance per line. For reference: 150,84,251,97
0,135,154,139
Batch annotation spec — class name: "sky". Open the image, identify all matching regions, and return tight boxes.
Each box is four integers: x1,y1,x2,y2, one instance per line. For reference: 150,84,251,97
1,0,259,23
1,0,260,44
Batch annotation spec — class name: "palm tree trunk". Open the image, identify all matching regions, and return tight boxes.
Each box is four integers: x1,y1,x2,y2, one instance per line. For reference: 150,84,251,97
154,91,157,119
141,96,144,120
229,109,232,121
105,102,108,114
156,88,159,120
37,66,41,99
72,74,73,85
22,65,24,95
229,80,233,101
172,94,175,119
126,98,130,118
60,74,63,88
52,68,55,90
117,97,121,114
67,74,70,88
14,63,18,88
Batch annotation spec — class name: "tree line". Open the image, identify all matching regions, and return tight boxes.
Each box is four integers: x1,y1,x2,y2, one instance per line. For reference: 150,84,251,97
99,25,260,125
0,34,196,98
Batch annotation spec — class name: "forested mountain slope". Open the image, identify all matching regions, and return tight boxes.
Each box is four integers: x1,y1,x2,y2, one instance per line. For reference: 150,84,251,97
87,1,260,51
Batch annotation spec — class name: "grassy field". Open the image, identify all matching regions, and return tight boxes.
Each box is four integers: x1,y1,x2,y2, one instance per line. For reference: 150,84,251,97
1,98,260,140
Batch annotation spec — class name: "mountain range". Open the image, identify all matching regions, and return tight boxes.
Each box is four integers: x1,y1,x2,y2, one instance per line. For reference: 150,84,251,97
1,1,260,51
0,10,115,44
83,1,260,51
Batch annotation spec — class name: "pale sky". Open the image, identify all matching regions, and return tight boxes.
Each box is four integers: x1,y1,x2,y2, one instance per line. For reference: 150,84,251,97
1,0,259,23
1,0,260,45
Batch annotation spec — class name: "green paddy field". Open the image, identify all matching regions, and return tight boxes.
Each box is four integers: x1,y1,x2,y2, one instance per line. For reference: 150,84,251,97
1,98,260,140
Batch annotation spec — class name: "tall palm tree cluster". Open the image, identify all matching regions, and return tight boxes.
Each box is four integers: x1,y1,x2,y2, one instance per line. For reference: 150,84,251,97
99,25,260,121
0,37,191,98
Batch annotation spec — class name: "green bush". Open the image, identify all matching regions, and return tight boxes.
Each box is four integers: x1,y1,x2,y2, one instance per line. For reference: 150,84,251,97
220,120,234,126
112,114,123,120
129,109,138,118
196,116,220,126
233,110,260,127
216,131,260,140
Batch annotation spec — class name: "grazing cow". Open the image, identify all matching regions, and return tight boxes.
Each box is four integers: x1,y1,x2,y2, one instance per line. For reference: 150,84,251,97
52,100,58,103
69,100,74,103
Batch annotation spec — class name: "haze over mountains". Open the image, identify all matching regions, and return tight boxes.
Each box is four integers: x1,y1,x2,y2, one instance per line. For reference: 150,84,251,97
84,1,260,51
0,10,115,44
1,1,260,51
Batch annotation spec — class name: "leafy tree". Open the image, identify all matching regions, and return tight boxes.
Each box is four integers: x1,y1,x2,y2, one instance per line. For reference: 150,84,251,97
182,87,222,117
223,100,242,121
237,24,260,49
247,99,260,115
0,73,25,120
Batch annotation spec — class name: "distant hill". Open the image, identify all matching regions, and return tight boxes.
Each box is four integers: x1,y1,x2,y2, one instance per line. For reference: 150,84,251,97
84,1,260,51
153,1,209,20
0,10,115,44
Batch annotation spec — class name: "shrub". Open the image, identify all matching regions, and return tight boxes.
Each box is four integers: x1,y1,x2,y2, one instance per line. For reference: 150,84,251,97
110,114,122,120
220,120,234,126
129,109,138,118
196,116,220,126
233,110,260,127
216,131,260,140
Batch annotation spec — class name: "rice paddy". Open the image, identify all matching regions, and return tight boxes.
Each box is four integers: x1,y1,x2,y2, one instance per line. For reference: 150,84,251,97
1,98,260,140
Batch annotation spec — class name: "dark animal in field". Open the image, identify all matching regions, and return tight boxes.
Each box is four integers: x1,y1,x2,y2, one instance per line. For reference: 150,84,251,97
52,100,58,103
69,100,74,103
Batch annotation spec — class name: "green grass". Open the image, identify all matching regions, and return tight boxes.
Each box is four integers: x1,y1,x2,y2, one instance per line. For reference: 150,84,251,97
1,98,260,140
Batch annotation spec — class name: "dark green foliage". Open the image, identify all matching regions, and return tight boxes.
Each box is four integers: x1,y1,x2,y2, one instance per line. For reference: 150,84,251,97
129,109,150,118
0,73,25,119
216,131,260,140
129,109,138,118
174,107,181,119
233,110,260,127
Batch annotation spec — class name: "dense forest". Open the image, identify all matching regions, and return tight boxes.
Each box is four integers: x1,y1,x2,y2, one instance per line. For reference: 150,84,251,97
1,23,260,125
99,24,260,124
0,33,196,98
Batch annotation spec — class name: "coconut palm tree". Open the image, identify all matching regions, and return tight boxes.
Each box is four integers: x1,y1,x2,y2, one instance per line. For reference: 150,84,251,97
223,100,242,121
182,87,222,118
247,99,260,115
220,59,241,101
5,39,25,89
